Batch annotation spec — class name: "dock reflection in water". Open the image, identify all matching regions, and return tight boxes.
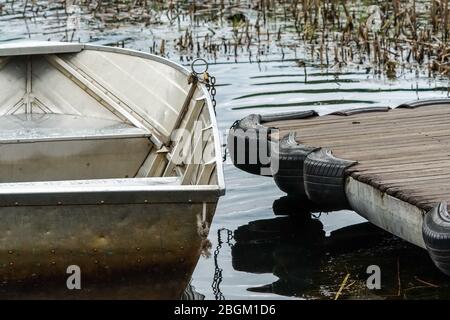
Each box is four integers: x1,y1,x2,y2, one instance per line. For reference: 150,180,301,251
231,196,450,299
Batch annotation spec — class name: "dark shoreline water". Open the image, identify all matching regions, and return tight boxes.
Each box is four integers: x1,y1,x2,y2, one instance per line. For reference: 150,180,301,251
2,0,450,300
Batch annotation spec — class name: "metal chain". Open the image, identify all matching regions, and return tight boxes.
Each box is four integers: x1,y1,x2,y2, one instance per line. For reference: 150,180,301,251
210,74,217,110
204,72,217,112
211,228,234,300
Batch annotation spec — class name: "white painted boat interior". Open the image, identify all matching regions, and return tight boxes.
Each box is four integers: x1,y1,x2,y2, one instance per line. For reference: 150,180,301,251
0,42,223,191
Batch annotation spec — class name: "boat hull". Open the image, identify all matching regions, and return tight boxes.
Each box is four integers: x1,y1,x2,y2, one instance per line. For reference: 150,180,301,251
0,201,216,299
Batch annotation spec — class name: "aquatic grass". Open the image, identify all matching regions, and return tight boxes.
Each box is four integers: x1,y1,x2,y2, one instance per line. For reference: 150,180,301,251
250,71,369,79
233,86,450,100
253,79,359,85
2,0,450,79
232,99,377,110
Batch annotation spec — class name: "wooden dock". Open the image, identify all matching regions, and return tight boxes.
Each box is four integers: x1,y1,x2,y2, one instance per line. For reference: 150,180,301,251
268,103,450,212
229,99,450,276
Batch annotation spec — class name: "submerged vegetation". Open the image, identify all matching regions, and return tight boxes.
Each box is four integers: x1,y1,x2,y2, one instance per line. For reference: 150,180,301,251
1,0,450,77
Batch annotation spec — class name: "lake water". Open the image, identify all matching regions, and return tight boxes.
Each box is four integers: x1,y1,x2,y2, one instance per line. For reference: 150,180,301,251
192,59,450,300
2,0,450,299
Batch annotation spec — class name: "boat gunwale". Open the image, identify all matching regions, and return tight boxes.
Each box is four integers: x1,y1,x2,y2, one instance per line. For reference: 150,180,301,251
0,41,83,56
0,179,223,206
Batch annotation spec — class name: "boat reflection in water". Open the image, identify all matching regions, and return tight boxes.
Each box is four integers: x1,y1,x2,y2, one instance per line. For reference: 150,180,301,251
181,283,205,300
232,196,450,299
0,268,203,300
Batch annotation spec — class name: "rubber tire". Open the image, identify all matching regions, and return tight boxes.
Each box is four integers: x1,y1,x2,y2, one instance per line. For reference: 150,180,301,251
398,98,450,109
228,114,273,176
330,106,390,116
422,202,450,276
271,133,317,195
228,110,319,177
303,148,356,210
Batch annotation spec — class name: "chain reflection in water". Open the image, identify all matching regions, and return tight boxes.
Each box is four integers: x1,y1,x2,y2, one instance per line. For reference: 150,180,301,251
212,228,234,300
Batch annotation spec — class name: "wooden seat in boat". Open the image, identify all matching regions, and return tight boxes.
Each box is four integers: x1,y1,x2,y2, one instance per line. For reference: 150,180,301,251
0,113,150,143
0,113,154,183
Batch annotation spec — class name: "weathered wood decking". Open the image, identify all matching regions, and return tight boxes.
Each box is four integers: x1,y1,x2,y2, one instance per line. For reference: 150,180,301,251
267,104,450,212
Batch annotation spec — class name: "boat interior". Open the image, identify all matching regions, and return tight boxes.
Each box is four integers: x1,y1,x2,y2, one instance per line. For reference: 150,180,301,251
0,45,220,189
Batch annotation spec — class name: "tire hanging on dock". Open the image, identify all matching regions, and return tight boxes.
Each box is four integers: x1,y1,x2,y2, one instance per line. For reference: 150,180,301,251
271,132,317,195
303,148,357,210
397,98,450,109
227,110,317,176
227,114,274,176
270,135,357,210
422,201,450,276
